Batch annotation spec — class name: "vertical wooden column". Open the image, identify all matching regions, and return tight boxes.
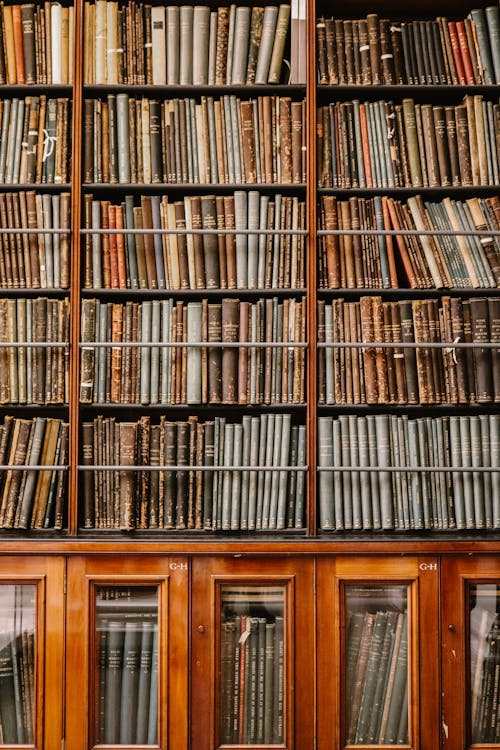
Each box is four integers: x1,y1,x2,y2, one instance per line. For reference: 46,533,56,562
68,0,84,535
306,0,318,535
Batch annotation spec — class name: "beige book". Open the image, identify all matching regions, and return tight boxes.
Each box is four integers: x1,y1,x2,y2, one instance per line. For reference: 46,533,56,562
183,197,196,288
166,201,180,289
473,96,488,185
406,196,446,288
268,4,291,84
195,104,208,184
95,0,107,84
106,1,118,84
464,95,481,185
160,198,172,288
35,194,47,288
83,2,94,84
2,5,17,83
32,418,60,528
7,299,18,404
44,1,52,82
60,6,70,84
151,6,166,85
50,3,62,83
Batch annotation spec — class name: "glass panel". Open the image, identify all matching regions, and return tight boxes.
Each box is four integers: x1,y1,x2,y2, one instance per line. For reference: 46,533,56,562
95,586,159,746
0,584,36,745
345,585,408,746
470,584,500,744
220,586,285,746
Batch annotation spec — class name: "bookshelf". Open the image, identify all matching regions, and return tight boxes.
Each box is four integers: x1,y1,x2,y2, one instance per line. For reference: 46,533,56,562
0,0,498,747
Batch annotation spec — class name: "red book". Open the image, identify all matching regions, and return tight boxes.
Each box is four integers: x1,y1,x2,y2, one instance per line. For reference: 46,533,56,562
447,22,466,84
456,21,475,85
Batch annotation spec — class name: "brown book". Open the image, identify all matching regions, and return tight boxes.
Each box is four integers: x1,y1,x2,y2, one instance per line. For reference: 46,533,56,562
324,18,337,84
110,303,123,403
366,14,382,85
240,100,257,184
412,299,433,403
450,297,469,404
223,196,237,289
247,7,264,84
208,303,222,404
322,196,340,288
201,195,219,289
399,300,418,404
215,7,229,84
215,195,228,289
456,20,475,84
140,196,158,289
1,418,31,527
455,105,472,186
488,298,500,403
291,102,302,185
360,297,378,404
343,20,355,85
21,4,36,84
317,19,328,84
173,201,190,289
379,19,395,84
279,97,292,184
31,418,60,529
372,296,388,404
118,422,136,531
237,301,249,404
333,19,345,85
175,420,189,529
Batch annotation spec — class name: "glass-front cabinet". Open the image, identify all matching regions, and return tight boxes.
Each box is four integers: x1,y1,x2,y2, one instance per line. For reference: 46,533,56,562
65,556,188,750
317,557,439,750
191,557,314,750
0,557,64,750
442,556,500,750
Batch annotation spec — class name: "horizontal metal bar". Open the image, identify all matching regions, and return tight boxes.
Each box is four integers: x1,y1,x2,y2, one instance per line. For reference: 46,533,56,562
317,341,499,350
317,229,500,238
79,341,307,348
0,228,71,234
78,465,308,472
81,228,308,236
0,342,69,348
0,465,67,470
317,466,500,473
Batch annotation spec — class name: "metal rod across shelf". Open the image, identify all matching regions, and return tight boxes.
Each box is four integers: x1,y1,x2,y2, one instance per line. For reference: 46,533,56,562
0,228,71,234
317,341,499,349
0,465,67,470
80,228,308,236
78,465,309,472
0,342,69,348
79,341,308,348
317,466,500,473
317,229,500,237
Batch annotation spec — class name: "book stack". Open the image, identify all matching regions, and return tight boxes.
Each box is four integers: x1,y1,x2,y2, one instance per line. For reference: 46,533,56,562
0,2,74,84
80,297,305,405
0,415,68,530
96,604,158,744
317,8,500,85
0,297,70,404
0,585,35,744
0,98,71,185
317,96,499,188
318,414,500,531
346,607,408,745
83,95,306,185
318,296,500,405
84,2,295,86
81,414,306,531
319,195,500,289
471,608,500,742
83,192,305,290
220,612,284,744
0,192,71,289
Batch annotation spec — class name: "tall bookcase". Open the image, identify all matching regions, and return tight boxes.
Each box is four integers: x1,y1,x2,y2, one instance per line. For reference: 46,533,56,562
0,0,498,747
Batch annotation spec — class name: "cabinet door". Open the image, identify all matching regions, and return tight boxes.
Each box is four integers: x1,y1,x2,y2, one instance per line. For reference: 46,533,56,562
0,557,64,750
65,556,188,750
317,557,439,750
442,555,500,750
191,556,314,750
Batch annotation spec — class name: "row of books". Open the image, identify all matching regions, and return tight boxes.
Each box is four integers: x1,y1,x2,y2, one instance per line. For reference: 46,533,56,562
83,95,306,185
84,2,293,86
0,416,68,531
0,298,69,405
0,97,71,185
81,414,306,531
82,192,305,291
319,195,500,290
471,610,500,743
346,609,408,745
317,97,500,189
220,614,284,745
317,8,500,86
318,296,500,406
0,2,73,85
96,620,158,745
0,586,35,745
79,297,306,406
318,414,500,531
0,192,70,290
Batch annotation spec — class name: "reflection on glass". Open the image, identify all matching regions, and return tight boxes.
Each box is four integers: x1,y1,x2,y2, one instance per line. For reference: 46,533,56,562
95,586,158,746
470,584,500,744
345,585,408,746
0,585,36,745
220,586,285,746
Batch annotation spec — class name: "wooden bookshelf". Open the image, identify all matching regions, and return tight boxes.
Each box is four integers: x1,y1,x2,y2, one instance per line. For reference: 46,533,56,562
0,0,498,746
